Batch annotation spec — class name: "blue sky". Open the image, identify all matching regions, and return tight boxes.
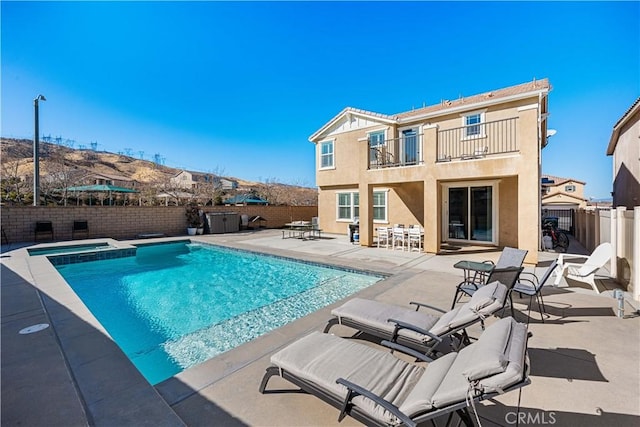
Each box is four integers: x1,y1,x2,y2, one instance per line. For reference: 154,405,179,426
2,1,638,198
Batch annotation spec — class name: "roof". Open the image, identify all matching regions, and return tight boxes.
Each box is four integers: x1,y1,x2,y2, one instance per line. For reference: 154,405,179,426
63,185,138,193
542,192,587,204
541,174,586,186
309,78,551,142
607,97,640,155
395,78,550,120
224,194,268,205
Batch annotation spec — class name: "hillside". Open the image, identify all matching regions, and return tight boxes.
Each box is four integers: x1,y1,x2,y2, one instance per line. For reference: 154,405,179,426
0,138,317,205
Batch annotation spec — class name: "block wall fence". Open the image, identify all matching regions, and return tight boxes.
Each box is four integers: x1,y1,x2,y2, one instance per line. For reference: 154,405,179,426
1,205,318,244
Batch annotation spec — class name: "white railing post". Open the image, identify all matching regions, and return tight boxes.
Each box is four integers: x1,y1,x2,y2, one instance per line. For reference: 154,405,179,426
634,207,640,302
610,208,618,280
617,206,627,279
595,208,601,247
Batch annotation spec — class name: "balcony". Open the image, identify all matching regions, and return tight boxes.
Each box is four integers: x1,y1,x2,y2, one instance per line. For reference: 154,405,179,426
436,117,519,162
368,135,424,169
367,117,520,169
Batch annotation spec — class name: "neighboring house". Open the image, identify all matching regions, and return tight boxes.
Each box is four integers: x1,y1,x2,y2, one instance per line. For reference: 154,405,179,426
606,97,640,209
86,172,137,189
224,194,268,205
170,170,238,191
219,178,239,190
309,79,551,264
541,174,587,210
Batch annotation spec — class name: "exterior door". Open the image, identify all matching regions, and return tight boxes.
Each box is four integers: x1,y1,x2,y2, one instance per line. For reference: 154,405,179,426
401,128,418,165
444,184,495,244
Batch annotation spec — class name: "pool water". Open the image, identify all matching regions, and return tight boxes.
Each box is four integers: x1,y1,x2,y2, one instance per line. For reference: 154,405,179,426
55,242,381,384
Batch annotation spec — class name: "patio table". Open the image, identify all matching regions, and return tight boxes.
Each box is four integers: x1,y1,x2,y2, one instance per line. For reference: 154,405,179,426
453,260,494,284
452,260,494,308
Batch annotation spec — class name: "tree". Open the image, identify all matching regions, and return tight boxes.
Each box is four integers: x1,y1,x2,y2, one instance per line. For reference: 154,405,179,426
40,150,85,206
0,159,31,204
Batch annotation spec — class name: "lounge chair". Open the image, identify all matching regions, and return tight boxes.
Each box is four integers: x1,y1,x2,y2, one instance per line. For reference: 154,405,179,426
260,317,530,427
72,220,89,239
325,267,522,356
452,248,527,306
34,221,54,242
553,242,612,293
512,260,558,323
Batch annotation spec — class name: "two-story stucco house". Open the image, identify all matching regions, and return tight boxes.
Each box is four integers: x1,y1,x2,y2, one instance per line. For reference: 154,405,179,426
170,170,237,191
541,174,587,210
607,97,640,209
309,79,551,264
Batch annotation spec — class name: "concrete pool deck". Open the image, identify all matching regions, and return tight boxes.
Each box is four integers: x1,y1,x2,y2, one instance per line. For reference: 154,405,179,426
1,230,639,426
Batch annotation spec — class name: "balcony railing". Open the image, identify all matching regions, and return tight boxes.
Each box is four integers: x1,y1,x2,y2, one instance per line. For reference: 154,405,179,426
367,117,519,169
368,135,424,169
436,117,518,162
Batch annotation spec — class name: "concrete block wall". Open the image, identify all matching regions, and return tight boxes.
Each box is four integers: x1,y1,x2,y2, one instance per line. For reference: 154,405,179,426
1,205,318,244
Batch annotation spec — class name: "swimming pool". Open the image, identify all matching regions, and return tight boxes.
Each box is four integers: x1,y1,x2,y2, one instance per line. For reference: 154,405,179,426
55,241,382,384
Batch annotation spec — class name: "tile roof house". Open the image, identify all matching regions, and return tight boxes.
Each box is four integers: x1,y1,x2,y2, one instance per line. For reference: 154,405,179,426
170,170,237,191
309,79,551,264
606,97,640,209
541,174,587,209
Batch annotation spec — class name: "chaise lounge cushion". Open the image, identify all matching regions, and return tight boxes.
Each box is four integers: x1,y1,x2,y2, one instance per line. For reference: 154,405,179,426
331,281,507,345
430,317,527,407
270,332,426,425
331,298,441,343
266,317,528,426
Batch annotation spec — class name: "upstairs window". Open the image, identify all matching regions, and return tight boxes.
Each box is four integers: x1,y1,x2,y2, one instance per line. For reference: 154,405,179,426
462,111,486,138
320,140,334,169
565,184,576,192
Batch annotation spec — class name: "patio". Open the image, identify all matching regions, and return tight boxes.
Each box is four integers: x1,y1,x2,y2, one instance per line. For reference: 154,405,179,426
1,230,639,426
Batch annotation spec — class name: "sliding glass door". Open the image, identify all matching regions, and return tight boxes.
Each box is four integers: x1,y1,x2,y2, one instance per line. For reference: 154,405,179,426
445,183,495,243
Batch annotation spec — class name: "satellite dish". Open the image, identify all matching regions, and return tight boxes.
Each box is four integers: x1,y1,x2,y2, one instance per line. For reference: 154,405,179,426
547,129,557,138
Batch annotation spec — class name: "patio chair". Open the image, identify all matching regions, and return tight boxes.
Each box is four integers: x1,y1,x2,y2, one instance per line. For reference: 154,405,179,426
34,221,54,242
377,227,391,249
408,225,423,252
1,226,8,245
512,260,558,323
392,226,406,251
452,266,524,310
261,317,530,427
72,220,89,239
553,242,612,293
325,273,516,357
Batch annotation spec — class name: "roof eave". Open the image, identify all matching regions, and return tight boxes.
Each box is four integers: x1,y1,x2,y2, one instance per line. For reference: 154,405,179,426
397,87,551,124
607,98,640,155
308,108,396,143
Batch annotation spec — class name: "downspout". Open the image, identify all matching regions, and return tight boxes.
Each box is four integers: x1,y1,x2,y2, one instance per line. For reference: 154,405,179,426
537,92,544,250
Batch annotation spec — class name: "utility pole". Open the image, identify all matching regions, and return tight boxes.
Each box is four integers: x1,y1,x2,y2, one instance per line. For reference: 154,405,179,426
33,94,46,206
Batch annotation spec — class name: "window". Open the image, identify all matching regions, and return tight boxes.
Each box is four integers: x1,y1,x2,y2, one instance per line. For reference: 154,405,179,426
337,192,359,221
565,185,576,192
462,111,486,138
320,140,334,168
373,191,387,221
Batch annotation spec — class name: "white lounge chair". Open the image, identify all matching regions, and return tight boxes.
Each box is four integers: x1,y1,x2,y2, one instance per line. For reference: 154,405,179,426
553,242,612,293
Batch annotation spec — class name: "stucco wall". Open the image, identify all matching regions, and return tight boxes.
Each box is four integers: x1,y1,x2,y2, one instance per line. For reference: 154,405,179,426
1,205,318,244
612,109,640,208
313,92,543,263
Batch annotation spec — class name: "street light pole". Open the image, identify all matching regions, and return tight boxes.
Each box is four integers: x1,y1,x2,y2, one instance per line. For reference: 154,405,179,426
33,94,46,206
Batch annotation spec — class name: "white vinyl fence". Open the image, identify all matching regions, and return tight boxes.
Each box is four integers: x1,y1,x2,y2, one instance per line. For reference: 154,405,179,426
574,206,640,302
